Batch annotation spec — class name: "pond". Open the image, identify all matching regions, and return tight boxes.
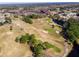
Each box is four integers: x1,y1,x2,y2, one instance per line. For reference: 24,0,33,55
52,19,65,26
67,41,79,57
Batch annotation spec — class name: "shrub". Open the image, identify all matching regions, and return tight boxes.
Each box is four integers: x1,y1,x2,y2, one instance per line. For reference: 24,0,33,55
15,33,61,56
63,18,79,43
5,17,12,24
22,16,33,24
15,33,30,43
43,42,61,52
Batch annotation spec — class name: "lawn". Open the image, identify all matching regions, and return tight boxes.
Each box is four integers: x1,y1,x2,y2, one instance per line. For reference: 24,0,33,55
46,18,53,23
43,42,61,52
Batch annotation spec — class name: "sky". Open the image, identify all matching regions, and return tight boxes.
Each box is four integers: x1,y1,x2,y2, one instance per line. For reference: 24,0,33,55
0,0,78,4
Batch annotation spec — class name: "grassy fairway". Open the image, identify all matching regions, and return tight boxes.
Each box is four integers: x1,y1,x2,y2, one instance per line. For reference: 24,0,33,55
43,42,61,52
0,15,65,56
44,28,55,33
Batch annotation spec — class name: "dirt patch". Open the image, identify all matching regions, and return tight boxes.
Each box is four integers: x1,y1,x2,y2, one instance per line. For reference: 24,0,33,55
0,24,32,57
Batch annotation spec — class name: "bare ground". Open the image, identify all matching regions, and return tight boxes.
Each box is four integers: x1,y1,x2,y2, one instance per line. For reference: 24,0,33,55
0,17,71,57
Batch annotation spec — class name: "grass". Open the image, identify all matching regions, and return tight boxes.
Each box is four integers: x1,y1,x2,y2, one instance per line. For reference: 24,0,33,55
46,18,52,23
51,45,61,52
43,42,61,53
44,27,60,37
44,28,55,33
55,25,62,31
44,27,64,42
76,39,79,44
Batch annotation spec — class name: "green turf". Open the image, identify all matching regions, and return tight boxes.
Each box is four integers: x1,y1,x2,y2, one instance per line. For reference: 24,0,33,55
43,42,61,52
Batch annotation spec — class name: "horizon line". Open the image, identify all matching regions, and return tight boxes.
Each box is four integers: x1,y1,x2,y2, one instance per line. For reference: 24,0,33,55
0,2,79,4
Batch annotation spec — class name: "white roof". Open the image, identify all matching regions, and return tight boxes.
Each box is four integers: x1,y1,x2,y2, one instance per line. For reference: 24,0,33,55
0,19,6,23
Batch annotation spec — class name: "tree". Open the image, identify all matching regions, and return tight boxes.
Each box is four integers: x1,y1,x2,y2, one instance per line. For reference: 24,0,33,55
52,14,60,19
5,17,12,24
15,33,30,43
33,44,44,56
14,15,18,18
62,18,79,43
15,33,60,56
22,16,33,24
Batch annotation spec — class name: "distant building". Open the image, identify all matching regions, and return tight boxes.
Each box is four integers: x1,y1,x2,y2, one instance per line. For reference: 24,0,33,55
0,18,6,23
